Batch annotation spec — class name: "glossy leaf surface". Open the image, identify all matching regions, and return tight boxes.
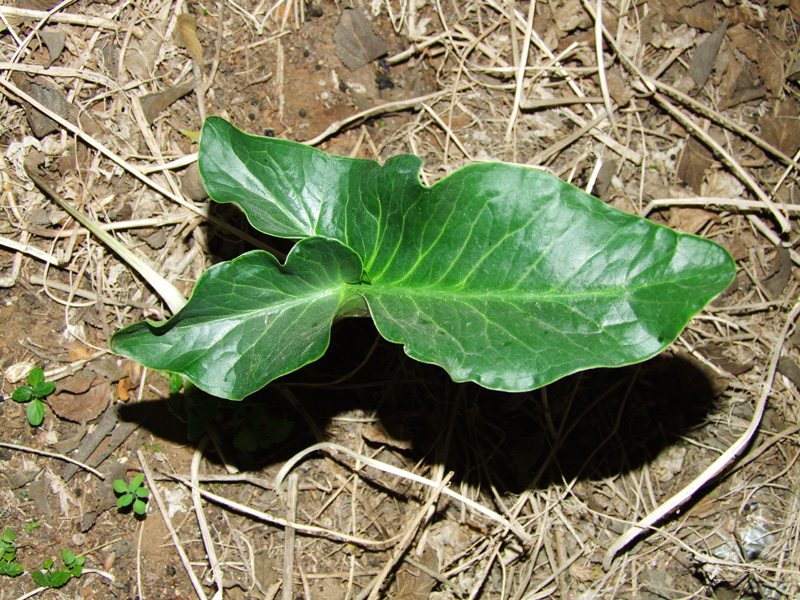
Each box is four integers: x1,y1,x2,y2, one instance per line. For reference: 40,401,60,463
112,236,364,399
112,117,735,398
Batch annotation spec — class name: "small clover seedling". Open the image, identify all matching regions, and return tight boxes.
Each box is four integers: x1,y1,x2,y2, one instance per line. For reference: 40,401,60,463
0,529,23,578
31,550,82,588
11,367,55,426
113,474,149,515
61,550,85,577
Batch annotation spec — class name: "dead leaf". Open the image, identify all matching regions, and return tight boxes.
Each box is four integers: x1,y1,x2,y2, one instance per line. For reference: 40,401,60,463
690,20,728,90
650,23,697,50
677,137,713,191
334,9,387,71
181,162,208,201
10,72,70,138
394,547,438,600
726,24,759,61
39,29,66,67
697,342,754,375
676,0,717,31
553,0,593,34
56,371,96,395
124,29,162,80
668,207,715,234
701,170,744,198
762,247,792,299
175,13,203,64
66,341,94,361
116,377,132,402
50,377,111,423
139,82,195,123
606,70,632,106
758,41,786,96
760,99,800,156
777,357,800,389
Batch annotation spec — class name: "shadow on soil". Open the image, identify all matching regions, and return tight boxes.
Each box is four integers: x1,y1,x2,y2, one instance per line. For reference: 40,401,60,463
117,316,718,495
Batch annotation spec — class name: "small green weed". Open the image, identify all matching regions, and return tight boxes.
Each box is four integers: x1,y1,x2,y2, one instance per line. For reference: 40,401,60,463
113,474,149,515
0,529,23,578
31,550,84,588
11,367,55,426
24,521,41,535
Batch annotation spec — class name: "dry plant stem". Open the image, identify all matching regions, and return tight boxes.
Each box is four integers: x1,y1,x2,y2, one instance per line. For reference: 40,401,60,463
28,274,150,307
585,1,793,231
521,96,604,109
0,235,61,267
648,76,800,173
0,441,104,479
13,586,47,600
592,0,619,141
603,299,800,569
137,450,209,600
135,520,144,600
0,62,116,86
651,93,791,234
504,0,536,148
23,167,187,314
642,197,800,216
0,6,140,33
5,0,75,66
275,442,531,543
303,86,471,146
170,475,401,550
0,78,267,253
192,439,224,598
529,111,608,165
282,473,299,600
359,472,454,600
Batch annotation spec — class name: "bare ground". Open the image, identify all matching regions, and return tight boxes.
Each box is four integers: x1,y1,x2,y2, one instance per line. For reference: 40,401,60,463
1,1,799,599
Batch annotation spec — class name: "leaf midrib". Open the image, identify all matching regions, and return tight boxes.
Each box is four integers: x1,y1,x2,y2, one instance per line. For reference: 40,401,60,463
367,279,691,302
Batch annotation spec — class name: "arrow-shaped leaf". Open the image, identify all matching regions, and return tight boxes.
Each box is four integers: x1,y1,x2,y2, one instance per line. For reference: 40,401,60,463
111,237,365,399
113,118,735,398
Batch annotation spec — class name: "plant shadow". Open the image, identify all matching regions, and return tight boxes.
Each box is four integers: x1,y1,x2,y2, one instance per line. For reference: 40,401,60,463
117,316,721,495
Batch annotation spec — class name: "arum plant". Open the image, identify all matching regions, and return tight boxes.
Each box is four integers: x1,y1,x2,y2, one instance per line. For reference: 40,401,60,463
110,117,735,400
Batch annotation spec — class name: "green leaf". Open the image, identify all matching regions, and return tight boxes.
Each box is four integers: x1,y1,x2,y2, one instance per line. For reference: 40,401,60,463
11,386,33,403
168,372,184,395
233,429,257,453
117,493,134,508
198,116,381,241
32,381,55,398
61,550,76,565
27,367,44,387
112,117,735,397
112,479,129,494
27,399,45,427
48,569,71,587
265,418,293,445
130,473,144,491
42,558,53,570
133,499,147,515
1,561,23,577
134,487,149,499
32,570,48,587
1,529,14,545
112,237,366,400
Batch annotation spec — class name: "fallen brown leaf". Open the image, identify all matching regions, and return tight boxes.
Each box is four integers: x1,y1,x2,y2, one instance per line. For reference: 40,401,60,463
175,13,204,64
50,377,111,423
